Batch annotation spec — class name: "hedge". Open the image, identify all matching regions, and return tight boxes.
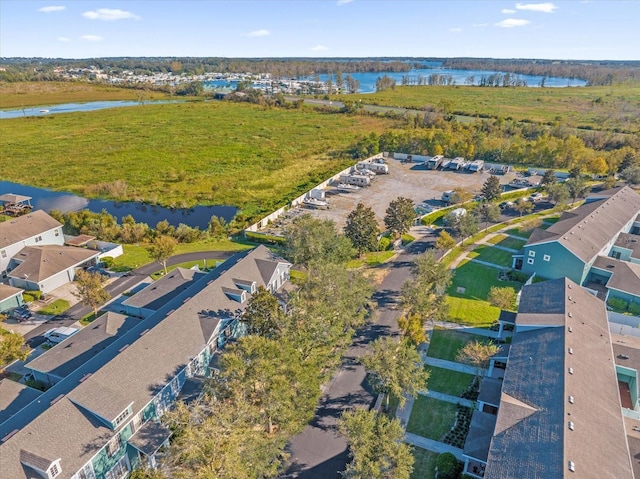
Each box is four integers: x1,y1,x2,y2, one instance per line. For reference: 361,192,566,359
244,231,286,245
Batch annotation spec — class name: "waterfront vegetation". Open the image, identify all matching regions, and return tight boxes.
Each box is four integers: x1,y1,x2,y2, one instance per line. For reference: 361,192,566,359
1,100,395,220
346,84,640,133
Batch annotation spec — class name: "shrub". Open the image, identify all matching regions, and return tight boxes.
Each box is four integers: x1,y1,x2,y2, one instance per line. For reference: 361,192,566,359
629,302,640,316
379,236,391,251
506,270,529,283
244,231,286,245
435,452,462,479
608,297,628,312
101,256,114,268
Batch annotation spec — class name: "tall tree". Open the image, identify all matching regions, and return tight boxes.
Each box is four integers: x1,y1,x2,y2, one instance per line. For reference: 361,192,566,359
513,198,534,217
241,286,284,338
435,230,456,252
545,182,569,206
338,409,414,479
480,175,502,202
146,235,178,274
384,197,415,238
344,203,380,255
0,332,30,369
541,169,557,187
621,166,640,185
475,202,500,231
565,176,590,203
284,214,354,268
456,340,499,382
73,269,110,318
361,337,429,408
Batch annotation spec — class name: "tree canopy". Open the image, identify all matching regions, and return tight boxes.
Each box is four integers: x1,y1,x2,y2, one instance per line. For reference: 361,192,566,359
384,197,415,238
73,269,110,318
344,203,380,255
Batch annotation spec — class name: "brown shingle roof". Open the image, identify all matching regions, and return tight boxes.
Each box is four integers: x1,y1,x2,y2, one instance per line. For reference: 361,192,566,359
0,283,23,302
593,255,640,298
0,210,61,248
8,245,99,282
615,232,640,259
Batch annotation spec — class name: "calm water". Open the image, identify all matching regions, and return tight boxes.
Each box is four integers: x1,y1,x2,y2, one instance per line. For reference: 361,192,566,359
207,66,586,93
0,181,237,229
0,100,179,119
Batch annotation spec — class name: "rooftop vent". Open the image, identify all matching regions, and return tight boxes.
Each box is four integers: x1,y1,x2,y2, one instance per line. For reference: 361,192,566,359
568,421,574,431
568,348,573,355
568,461,576,472
618,354,630,360
568,367,574,374
568,312,573,318
568,327,573,333
568,396,574,404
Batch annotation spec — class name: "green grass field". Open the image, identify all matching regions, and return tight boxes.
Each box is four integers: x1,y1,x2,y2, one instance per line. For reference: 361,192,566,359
425,366,474,397
344,84,640,133
38,299,70,315
486,235,527,251
466,245,514,267
410,448,438,479
1,101,395,218
427,328,484,362
406,396,457,441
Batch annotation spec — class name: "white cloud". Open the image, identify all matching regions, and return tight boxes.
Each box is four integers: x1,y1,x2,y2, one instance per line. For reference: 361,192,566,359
38,6,66,13
516,2,558,13
82,8,140,21
502,9,516,14
337,0,353,5
57,36,71,42
450,27,462,32
80,34,104,42
311,45,328,51
248,29,270,37
495,18,530,28
473,23,489,27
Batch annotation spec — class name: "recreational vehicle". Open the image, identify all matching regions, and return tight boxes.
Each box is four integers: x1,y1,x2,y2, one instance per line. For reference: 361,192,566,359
426,155,444,170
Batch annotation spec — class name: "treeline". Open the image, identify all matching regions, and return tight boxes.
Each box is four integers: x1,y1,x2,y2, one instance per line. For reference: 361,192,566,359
441,58,640,86
349,112,639,175
49,209,233,244
0,57,411,82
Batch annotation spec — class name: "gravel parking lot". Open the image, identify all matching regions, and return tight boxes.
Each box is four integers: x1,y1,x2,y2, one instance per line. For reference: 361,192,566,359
271,159,519,230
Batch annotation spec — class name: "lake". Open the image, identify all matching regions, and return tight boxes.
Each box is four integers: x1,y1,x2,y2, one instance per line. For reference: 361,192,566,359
0,100,179,120
0,181,237,229
206,66,587,94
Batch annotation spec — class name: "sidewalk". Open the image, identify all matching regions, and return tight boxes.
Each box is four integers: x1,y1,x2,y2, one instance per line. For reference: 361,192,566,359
419,389,474,408
404,432,465,460
423,356,481,375
431,321,499,338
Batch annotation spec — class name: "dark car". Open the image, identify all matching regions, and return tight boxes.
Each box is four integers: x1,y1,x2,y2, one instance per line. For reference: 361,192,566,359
11,306,32,322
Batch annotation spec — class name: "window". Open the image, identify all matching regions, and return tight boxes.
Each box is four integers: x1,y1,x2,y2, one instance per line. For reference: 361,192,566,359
73,463,96,479
612,251,622,260
528,250,535,257
527,258,534,265
543,254,551,262
35,235,43,243
106,435,121,458
105,454,129,479
112,407,131,428
54,229,60,237
48,462,61,478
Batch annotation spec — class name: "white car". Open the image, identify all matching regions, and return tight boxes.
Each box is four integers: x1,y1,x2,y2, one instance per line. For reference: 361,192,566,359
529,193,545,202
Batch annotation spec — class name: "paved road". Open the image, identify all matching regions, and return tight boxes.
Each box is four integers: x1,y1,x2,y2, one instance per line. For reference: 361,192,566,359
24,251,235,347
282,235,434,479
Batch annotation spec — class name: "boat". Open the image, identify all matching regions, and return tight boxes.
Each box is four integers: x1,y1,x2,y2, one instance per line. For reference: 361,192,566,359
39,109,50,113
336,183,361,192
303,197,329,209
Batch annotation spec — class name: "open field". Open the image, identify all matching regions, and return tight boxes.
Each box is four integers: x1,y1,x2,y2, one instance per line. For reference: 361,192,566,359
0,82,172,109
347,85,640,133
1,101,395,218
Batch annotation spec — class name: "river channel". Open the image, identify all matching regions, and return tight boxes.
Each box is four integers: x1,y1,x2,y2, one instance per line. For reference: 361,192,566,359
0,181,237,230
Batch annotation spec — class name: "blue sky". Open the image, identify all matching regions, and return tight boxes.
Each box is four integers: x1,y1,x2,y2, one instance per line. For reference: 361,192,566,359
1,1,638,60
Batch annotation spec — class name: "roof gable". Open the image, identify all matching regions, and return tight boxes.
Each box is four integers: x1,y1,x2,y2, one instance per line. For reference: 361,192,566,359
8,246,99,282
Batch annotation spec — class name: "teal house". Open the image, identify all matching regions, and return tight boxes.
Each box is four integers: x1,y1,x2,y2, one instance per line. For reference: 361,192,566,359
0,283,24,313
515,186,640,304
0,245,291,479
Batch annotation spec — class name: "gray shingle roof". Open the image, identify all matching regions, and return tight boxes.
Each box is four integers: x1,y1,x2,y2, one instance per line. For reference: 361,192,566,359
0,245,290,479
127,420,171,456
122,267,206,310
593,255,640,298
615,232,640,259
0,210,61,248
478,377,502,407
525,186,640,263
8,245,99,282
484,278,633,479
0,380,41,425
464,410,497,461
25,312,136,381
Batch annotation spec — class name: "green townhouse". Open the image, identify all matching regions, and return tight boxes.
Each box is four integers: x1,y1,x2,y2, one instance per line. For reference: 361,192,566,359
0,245,291,479
514,185,640,305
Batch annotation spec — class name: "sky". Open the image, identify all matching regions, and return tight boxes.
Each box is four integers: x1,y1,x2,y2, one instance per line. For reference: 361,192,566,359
1,1,638,60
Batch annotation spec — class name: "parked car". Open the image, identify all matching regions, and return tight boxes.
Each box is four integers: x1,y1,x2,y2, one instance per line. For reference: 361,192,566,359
44,327,79,344
10,306,32,322
529,192,546,202
499,201,514,210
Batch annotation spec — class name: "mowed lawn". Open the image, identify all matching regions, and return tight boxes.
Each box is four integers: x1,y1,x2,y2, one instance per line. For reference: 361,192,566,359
410,448,438,479
486,234,526,251
425,366,474,397
446,260,522,325
406,396,457,441
1,101,395,217
466,245,514,267
427,328,485,362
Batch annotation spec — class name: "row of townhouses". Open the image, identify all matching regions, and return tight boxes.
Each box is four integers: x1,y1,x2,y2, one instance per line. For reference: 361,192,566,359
462,185,640,478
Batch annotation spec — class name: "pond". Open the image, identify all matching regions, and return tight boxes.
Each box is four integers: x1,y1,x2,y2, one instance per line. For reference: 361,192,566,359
0,181,237,230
